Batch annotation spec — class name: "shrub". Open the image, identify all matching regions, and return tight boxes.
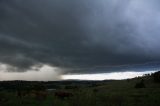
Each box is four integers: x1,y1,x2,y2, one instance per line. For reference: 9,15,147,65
153,71,160,83
135,79,146,88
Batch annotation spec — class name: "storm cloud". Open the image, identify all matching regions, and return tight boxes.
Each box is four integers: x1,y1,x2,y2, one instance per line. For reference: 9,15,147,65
0,0,160,74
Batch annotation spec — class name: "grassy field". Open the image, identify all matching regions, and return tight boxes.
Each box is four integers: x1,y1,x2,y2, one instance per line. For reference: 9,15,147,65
0,74,160,106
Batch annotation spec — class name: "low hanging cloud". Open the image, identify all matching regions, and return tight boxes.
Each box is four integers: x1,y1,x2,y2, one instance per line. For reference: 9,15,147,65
0,64,62,81
0,0,160,74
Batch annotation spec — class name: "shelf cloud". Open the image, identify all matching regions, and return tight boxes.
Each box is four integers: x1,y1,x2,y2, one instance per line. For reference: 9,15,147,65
0,0,160,75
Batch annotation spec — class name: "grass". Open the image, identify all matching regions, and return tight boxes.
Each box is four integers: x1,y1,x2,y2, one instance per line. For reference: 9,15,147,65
0,76,160,106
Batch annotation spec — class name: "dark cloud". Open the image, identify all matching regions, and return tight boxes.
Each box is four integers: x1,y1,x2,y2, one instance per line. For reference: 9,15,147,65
0,0,160,73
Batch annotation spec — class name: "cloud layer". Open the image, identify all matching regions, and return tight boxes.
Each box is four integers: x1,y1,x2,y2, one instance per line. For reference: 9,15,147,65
0,0,160,73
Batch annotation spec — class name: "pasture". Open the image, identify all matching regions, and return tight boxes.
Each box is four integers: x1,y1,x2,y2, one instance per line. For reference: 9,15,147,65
0,74,160,106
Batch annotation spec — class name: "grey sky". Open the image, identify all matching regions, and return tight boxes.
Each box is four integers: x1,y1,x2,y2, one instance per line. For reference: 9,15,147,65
0,0,160,75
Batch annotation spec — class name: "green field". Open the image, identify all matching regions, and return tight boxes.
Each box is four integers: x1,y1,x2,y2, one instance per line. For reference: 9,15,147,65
0,73,160,106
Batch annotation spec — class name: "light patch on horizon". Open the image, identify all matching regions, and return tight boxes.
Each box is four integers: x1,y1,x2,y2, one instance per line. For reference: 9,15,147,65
62,71,155,80
0,64,62,81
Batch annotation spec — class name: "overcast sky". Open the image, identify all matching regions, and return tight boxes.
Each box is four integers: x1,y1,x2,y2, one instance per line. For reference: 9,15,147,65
0,0,160,80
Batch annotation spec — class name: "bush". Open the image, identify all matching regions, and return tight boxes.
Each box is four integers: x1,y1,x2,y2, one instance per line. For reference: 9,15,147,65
33,84,46,91
153,71,160,83
135,79,146,88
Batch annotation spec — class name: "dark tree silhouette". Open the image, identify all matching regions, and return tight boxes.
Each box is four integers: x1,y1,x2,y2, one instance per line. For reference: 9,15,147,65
135,79,146,88
153,71,160,83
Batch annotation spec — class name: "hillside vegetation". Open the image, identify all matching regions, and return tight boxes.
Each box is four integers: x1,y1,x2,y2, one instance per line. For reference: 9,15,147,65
0,71,160,106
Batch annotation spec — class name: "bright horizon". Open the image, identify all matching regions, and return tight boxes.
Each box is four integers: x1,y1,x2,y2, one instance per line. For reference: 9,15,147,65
61,71,155,81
